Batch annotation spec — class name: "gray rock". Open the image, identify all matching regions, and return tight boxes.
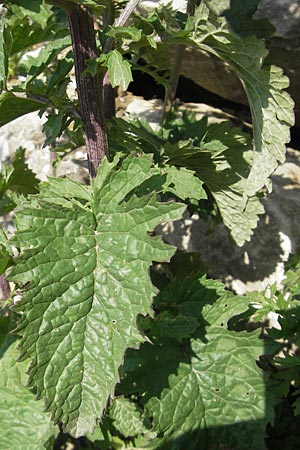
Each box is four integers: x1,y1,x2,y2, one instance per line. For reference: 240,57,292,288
0,111,89,183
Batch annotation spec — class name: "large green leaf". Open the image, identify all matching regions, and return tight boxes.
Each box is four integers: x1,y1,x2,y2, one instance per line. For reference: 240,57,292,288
9,154,185,437
190,1,294,196
206,0,275,37
0,336,57,450
147,284,273,450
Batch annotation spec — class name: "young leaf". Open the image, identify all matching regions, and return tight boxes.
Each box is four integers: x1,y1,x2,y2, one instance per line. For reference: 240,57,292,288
161,165,207,201
0,337,57,450
7,0,52,30
9,154,185,438
5,147,39,195
109,396,148,438
106,50,133,91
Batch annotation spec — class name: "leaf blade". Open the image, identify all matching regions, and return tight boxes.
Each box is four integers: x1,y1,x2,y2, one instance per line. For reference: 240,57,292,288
10,154,185,437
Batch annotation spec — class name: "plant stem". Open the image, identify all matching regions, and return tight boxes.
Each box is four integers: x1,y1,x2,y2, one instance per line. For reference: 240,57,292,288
161,45,185,122
68,4,109,178
47,0,109,178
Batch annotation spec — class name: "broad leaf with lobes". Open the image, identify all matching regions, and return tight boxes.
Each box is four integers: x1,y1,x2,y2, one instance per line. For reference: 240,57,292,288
10,154,185,437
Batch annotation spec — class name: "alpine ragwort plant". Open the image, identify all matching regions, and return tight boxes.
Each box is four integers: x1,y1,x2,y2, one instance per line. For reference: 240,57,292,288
0,0,295,448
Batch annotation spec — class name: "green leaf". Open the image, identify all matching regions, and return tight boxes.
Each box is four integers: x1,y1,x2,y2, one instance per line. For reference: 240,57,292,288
147,289,272,450
0,14,7,84
0,92,42,126
0,336,57,450
106,50,133,91
164,121,264,245
161,165,207,201
0,228,12,255
109,396,148,438
5,147,39,195
0,247,10,275
9,154,185,437
205,0,275,38
106,26,143,43
148,311,199,342
7,0,52,30
191,2,294,196
4,2,68,55
19,35,71,85
42,110,64,145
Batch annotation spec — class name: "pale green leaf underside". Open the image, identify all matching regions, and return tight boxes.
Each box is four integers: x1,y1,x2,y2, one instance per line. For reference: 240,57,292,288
0,337,57,450
107,49,133,91
193,1,294,196
10,154,185,437
148,295,268,450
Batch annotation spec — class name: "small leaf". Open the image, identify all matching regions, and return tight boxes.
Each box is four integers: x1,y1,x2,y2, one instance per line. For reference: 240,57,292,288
42,110,64,145
107,50,133,91
149,311,199,341
161,165,207,201
109,396,148,438
6,147,39,195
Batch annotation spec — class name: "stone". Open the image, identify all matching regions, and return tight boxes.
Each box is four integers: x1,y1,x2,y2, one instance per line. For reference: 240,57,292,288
0,111,89,183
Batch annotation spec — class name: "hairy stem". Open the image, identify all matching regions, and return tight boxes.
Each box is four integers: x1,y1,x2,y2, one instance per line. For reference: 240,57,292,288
68,4,109,178
47,0,109,178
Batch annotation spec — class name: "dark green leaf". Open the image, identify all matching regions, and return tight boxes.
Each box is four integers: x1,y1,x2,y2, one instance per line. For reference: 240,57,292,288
0,92,42,126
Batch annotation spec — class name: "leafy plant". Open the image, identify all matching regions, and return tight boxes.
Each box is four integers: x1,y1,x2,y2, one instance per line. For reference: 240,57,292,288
0,0,296,449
